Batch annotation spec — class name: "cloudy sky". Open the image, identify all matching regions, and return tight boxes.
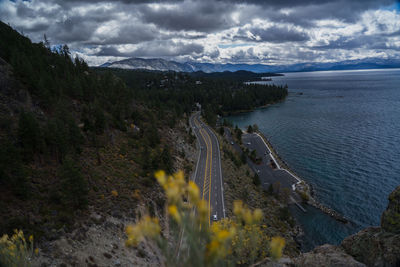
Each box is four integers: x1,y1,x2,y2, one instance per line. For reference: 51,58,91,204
1,0,400,66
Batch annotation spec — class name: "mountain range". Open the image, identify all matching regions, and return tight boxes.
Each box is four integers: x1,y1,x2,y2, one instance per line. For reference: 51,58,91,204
100,57,400,73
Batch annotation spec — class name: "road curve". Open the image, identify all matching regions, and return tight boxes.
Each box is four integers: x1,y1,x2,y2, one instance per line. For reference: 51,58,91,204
189,112,225,224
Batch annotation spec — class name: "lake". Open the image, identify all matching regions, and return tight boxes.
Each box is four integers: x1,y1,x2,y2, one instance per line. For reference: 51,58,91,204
227,69,400,250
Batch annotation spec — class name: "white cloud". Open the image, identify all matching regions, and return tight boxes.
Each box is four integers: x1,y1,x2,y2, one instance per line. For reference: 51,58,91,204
2,0,399,66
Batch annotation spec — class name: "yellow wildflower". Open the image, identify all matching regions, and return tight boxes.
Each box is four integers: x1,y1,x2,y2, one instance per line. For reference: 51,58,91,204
243,209,253,224
206,240,220,255
253,209,263,223
197,199,209,224
8,244,16,251
125,224,144,247
270,236,285,260
173,171,185,188
34,248,39,255
216,230,230,241
29,235,33,243
125,225,134,235
141,216,160,238
165,185,180,204
187,181,199,204
111,190,118,197
168,205,181,224
155,170,166,186
233,200,243,217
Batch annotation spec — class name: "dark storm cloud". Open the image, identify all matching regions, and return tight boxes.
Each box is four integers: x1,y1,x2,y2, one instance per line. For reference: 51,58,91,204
138,0,236,32
95,46,124,57
230,0,396,29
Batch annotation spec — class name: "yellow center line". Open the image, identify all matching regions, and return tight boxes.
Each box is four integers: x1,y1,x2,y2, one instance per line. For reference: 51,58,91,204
196,117,209,202
194,117,208,230
207,130,213,226
195,116,214,226
200,120,213,226
200,128,209,201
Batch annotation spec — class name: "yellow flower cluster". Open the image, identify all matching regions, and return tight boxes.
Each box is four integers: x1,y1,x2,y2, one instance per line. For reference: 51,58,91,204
269,236,285,260
155,170,186,204
111,190,118,197
0,229,36,267
124,170,285,265
206,220,236,260
125,216,161,247
168,205,181,223
155,170,209,225
233,200,263,224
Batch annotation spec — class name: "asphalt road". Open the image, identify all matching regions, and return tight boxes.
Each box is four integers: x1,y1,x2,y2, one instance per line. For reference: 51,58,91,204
224,129,298,192
189,112,225,224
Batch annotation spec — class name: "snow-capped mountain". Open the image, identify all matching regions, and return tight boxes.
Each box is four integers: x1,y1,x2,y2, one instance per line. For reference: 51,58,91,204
100,57,400,73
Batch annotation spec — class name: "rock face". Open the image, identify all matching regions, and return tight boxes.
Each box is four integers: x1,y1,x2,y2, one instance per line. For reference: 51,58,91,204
294,244,365,267
341,227,400,267
381,185,400,234
292,186,400,267
339,186,400,267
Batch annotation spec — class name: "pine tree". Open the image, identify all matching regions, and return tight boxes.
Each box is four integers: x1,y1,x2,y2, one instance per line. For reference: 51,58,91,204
17,111,42,162
59,156,88,209
160,146,173,174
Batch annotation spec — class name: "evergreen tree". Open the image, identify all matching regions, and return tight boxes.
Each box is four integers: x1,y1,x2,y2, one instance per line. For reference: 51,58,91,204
0,139,28,198
160,146,173,174
59,156,88,209
17,111,42,162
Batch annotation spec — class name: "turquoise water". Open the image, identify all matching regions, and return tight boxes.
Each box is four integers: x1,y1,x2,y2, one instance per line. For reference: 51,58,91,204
227,69,400,250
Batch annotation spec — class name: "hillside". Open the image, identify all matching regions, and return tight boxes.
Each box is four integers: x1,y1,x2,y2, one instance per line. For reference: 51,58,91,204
0,20,193,244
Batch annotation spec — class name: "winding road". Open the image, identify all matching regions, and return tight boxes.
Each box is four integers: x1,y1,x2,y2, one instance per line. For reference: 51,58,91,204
190,112,225,224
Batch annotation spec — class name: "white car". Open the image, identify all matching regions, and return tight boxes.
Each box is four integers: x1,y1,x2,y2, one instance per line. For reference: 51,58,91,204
247,142,251,145
231,141,234,145
213,214,218,221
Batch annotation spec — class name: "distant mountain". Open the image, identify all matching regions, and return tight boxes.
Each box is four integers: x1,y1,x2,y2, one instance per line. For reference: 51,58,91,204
100,58,195,72
101,57,400,73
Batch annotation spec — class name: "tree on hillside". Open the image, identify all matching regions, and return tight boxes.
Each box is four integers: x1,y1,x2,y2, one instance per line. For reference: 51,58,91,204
17,111,42,162
0,139,28,198
160,146,173,174
59,156,88,209
235,126,242,143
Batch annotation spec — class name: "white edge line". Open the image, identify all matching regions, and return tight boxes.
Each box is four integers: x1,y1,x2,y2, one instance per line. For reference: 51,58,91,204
255,132,302,191
255,132,281,169
190,113,201,183
208,126,226,219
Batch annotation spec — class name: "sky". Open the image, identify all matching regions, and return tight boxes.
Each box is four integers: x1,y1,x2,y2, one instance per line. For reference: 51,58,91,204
1,0,400,66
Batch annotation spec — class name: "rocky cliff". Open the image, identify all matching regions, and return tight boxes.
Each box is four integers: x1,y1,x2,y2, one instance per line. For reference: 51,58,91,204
294,186,400,267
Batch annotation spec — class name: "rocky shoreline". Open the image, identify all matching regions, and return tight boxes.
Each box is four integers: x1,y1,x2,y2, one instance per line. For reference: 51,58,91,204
256,131,350,224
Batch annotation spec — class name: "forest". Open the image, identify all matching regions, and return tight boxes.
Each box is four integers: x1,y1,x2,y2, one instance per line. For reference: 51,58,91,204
96,67,288,126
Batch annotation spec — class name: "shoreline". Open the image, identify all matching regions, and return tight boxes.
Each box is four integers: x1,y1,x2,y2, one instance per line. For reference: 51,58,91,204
222,100,286,116
255,130,349,224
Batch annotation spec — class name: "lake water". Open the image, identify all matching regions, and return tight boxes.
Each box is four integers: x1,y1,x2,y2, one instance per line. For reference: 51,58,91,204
227,69,400,251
